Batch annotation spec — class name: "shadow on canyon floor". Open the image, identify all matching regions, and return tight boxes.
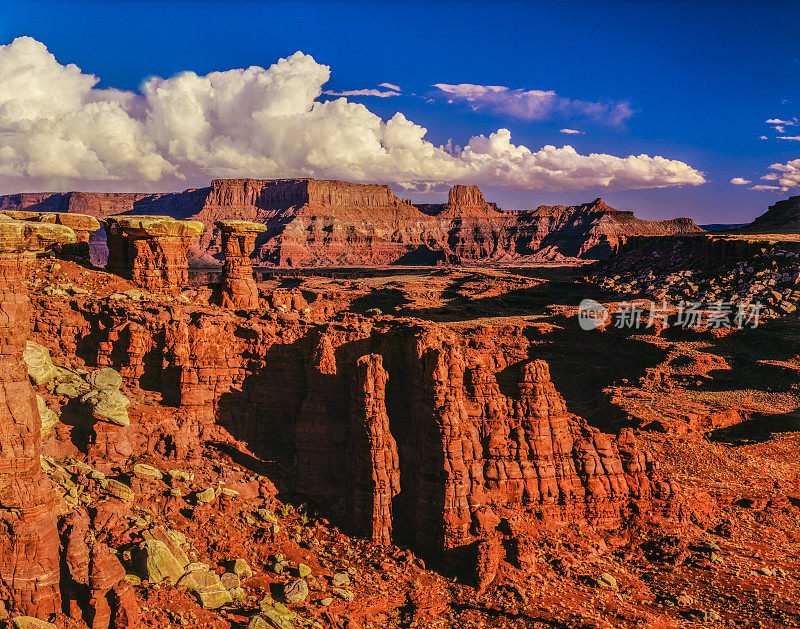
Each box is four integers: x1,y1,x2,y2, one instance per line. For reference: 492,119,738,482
708,410,800,445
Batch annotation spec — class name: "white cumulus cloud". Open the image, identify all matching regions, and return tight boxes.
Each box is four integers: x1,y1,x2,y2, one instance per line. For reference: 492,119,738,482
730,177,751,185
433,83,633,125
0,36,706,193
758,159,800,191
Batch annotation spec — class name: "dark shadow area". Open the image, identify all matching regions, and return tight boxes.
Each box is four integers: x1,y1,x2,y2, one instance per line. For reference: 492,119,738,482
527,321,670,431
349,287,412,314
58,398,99,455
390,246,450,265
707,411,800,445
400,269,615,322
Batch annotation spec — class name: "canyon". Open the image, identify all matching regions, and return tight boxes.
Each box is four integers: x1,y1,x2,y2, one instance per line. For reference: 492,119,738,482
0,178,704,268
0,199,797,629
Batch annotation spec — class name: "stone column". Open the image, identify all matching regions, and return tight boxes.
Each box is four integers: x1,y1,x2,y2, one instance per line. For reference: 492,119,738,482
0,218,76,617
101,216,204,292
346,354,400,544
216,220,267,309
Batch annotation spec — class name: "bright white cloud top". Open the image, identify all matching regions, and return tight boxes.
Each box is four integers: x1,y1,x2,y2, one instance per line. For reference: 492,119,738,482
0,37,706,193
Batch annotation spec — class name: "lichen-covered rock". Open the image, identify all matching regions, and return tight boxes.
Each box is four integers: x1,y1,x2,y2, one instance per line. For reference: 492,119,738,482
231,558,253,580
87,367,123,392
11,617,57,629
133,463,163,480
195,487,217,504
80,387,130,426
104,479,134,503
53,369,91,398
183,568,233,609
141,527,189,567
22,341,56,385
248,610,294,629
136,539,184,585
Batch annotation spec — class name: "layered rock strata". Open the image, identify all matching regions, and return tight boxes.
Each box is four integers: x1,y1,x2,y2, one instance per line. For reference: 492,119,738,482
1,179,704,266
216,220,268,309
346,354,400,544
0,211,100,260
32,290,679,566
102,216,204,291
0,219,75,618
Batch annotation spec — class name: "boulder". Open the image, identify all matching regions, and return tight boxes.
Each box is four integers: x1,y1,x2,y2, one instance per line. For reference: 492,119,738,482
183,568,233,609
104,479,134,503
136,539,184,585
22,341,56,385
87,367,123,391
280,579,309,604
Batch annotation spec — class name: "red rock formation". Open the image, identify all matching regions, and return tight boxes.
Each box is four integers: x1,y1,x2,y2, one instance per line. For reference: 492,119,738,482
102,216,204,292
88,542,140,629
346,354,400,544
31,290,678,568
733,194,800,234
0,220,75,618
216,220,267,309
418,184,502,218
0,179,704,267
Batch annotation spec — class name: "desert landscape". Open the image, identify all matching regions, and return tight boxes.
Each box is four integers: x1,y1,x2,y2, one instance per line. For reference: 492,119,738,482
0,178,798,629
2,1,799,627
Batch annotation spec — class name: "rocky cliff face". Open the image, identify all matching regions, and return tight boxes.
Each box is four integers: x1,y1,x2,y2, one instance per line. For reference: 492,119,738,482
0,220,76,619
733,194,800,234
31,289,681,572
0,180,704,267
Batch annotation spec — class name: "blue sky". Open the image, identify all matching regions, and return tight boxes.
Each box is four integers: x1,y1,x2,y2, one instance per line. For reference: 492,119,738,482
2,0,800,222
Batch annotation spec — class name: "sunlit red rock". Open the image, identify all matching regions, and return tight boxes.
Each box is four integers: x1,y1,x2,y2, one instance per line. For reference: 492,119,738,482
102,215,203,292
0,219,74,619
216,219,268,309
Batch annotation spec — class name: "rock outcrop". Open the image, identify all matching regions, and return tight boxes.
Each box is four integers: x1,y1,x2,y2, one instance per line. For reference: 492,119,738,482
0,211,100,260
102,216,204,292
31,287,680,568
216,220,268,309
0,219,75,618
346,354,400,544
0,179,703,267
733,194,800,234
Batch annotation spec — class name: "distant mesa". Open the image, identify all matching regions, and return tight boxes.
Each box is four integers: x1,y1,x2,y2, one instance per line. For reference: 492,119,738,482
731,194,800,235
0,178,705,267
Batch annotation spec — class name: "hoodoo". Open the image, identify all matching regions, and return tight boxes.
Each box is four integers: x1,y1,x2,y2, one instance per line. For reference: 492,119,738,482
102,215,204,292
216,219,268,309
